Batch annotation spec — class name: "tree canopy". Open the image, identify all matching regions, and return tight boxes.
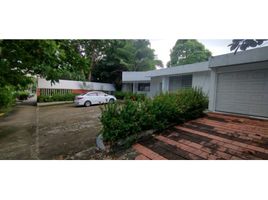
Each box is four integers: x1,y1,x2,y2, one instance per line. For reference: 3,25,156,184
228,39,267,53
0,40,89,88
92,40,162,90
167,40,212,67
0,40,162,90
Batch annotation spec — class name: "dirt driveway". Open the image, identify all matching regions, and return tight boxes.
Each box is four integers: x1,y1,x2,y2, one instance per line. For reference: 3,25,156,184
0,103,102,159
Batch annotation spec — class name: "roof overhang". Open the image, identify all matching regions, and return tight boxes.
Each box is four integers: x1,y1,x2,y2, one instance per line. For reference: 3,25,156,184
122,71,151,82
146,61,210,77
209,46,268,68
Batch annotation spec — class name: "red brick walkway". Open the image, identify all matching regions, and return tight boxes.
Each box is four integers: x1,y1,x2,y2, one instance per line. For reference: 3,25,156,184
133,113,268,160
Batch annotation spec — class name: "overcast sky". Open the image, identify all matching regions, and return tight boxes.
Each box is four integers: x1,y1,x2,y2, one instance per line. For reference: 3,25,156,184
150,39,232,67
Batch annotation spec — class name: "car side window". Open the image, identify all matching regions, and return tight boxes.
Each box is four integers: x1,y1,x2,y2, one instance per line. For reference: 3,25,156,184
97,92,105,96
86,93,96,96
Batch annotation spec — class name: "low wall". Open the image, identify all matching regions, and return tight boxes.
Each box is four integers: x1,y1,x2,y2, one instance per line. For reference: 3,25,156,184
37,78,115,96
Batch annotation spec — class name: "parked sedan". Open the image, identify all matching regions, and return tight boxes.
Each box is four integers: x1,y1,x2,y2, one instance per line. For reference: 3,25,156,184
74,91,116,107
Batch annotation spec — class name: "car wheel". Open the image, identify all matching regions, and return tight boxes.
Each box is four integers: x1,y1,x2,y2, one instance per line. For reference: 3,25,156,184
109,99,115,103
84,101,91,107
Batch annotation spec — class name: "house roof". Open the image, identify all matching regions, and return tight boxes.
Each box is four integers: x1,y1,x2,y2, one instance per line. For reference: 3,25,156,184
209,46,268,68
146,61,210,77
122,46,268,82
122,71,151,82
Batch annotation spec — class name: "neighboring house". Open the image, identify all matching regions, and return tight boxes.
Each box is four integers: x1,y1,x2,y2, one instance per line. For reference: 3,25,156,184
37,78,115,96
122,46,268,118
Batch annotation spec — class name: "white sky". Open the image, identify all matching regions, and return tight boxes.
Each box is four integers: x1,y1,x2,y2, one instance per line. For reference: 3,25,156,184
150,39,232,67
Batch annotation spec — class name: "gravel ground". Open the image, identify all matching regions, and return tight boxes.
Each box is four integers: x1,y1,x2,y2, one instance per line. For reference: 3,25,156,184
0,103,103,159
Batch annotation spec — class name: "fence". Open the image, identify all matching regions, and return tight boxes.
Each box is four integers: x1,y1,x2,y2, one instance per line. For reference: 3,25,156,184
39,88,72,96
37,78,116,96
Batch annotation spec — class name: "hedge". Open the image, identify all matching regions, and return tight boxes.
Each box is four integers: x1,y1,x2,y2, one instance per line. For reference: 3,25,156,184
37,93,76,102
114,91,146,101
0,86,16,111
100,88,208,145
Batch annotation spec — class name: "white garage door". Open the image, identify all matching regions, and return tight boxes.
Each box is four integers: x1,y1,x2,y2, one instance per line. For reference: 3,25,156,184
216,68,268,118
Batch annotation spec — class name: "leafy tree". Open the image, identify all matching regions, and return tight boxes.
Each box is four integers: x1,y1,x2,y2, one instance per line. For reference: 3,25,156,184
125,40,163,71
167,40,212,67
92,40,163,89
75,40,112,81
228,39,267,54
0,40,89,88
0,39,162,91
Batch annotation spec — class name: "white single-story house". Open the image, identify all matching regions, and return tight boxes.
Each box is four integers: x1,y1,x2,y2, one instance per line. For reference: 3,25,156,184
122,46,268,118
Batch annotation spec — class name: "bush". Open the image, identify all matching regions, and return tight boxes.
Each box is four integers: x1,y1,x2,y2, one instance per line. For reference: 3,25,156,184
124,93,146,101
114,91,146,101
100,88,208,145
176,88,209,120
114,91,127,100
16,91,30,100
149,93,181,130
37,93,76,102
0,86,16,110
101,101,141,143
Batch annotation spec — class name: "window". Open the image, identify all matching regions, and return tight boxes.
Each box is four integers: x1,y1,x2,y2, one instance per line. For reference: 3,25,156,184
138,83,150,92
169,74,192,91
96,91,106,96
181,75,192,88
87,92,97,96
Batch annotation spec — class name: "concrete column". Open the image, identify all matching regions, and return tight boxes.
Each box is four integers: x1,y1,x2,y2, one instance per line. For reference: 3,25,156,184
133,82,138,93
208,69,217,111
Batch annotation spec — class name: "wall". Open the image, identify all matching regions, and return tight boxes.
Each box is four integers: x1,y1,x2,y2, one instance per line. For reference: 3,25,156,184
122,71,151,82
122,83,133,92
37,78,115,96
192,71,211,96
149,77,163,97
38,78,115,91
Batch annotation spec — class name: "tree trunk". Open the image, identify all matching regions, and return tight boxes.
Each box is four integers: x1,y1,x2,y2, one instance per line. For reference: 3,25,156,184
88,55,95,81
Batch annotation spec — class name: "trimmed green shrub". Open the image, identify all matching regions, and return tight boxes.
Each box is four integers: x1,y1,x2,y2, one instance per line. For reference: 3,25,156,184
124,93,146,101
176,88,208,120
114,91,146,101
37,93,76,102
0,86,16,110
114,91,127,100
100,88,208,145
16,91,30,100
101,101,142,143
149,93,181,130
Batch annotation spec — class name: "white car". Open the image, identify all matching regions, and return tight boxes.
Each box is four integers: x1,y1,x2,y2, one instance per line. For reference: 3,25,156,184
74,91,116,107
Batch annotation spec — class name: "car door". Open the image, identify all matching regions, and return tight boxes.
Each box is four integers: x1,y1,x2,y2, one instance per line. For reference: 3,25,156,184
86,92,98,104
96,92,107,104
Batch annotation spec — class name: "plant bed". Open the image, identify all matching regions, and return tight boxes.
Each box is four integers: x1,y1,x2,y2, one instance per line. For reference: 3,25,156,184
99,88,208,151
37,93,76,103
96,129,155,152
37,101,73,107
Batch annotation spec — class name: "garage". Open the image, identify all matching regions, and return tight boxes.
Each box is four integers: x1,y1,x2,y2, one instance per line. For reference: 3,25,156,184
209,47,268,118
215,68,268,118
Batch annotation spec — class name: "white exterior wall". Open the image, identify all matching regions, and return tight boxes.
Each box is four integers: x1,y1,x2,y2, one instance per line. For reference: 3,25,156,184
38,78,115,91
149,77,163,97
122,71,150,82
192,71,211,96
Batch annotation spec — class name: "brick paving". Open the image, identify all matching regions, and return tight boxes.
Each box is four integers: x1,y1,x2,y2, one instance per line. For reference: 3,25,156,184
133,112,268,160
